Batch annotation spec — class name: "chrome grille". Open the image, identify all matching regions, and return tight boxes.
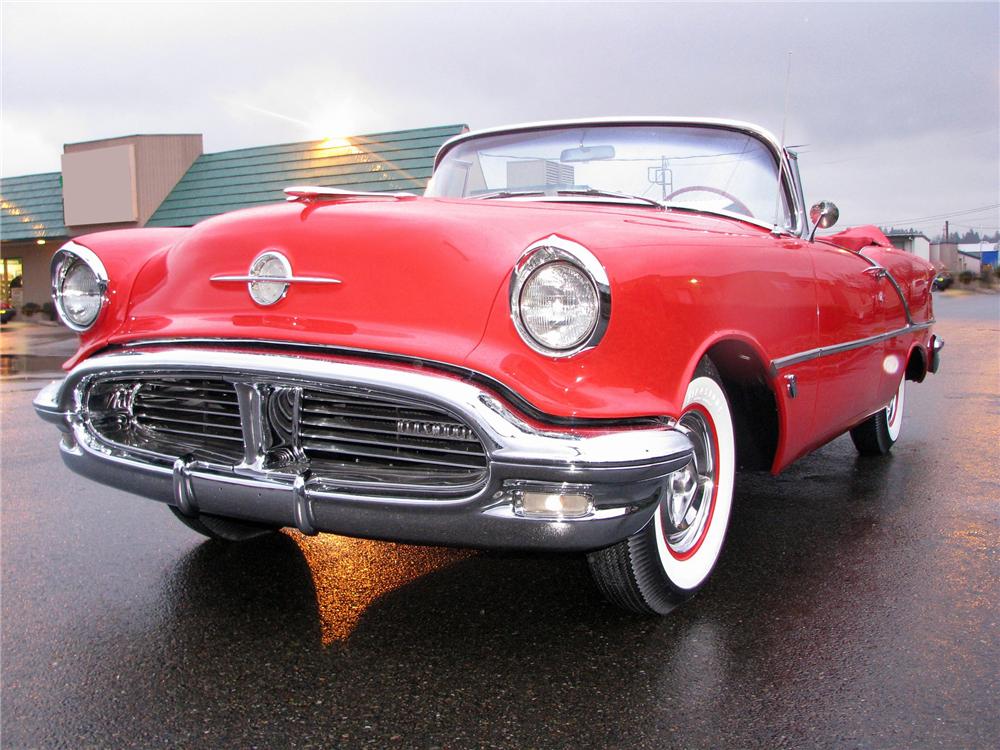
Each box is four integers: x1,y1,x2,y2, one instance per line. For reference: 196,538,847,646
298,388,488,484
84,373,488,492
87,377,245,463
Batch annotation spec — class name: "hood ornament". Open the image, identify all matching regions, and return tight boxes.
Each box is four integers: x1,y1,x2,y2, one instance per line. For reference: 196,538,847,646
210,250,341,306
284,185,417,203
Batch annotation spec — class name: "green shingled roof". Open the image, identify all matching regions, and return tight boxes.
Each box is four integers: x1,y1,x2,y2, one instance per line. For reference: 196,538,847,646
0,172,67,241
146,124,466,227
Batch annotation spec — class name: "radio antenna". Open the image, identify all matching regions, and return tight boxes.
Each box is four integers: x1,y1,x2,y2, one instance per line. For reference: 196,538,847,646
773,51,792,233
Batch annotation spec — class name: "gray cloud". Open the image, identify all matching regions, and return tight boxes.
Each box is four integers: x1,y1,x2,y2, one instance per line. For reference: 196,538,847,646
2,1,997,233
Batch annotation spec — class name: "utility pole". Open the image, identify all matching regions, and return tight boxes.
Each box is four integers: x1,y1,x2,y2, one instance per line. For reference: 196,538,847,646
945,220,950,243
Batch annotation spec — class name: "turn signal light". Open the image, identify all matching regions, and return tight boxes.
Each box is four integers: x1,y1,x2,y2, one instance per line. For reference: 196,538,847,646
510,483,595,519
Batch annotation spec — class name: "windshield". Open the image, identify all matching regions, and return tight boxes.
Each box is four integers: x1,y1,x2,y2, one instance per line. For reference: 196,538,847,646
427,124,793,227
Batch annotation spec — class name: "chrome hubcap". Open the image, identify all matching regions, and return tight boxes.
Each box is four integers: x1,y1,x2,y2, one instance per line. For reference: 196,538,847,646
886,393,898,426
664,410,716,554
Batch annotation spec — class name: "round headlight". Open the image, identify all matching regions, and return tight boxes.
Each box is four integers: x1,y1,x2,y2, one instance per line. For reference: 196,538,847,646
520,261,599,350
51,242,108,331
510,237,610,357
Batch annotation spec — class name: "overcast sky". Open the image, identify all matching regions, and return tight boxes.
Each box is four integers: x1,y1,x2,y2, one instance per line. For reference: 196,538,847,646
2,1,997,236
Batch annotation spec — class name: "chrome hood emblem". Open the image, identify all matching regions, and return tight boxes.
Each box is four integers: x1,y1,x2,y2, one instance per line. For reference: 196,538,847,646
210,250,341,306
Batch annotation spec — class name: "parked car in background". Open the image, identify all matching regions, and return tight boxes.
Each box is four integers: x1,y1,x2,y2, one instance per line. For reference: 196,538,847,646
932,270,954,290
0,301,15,324
34,118,943,614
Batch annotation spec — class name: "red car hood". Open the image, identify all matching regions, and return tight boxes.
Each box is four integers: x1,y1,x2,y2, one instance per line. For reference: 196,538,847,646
119,196,763,364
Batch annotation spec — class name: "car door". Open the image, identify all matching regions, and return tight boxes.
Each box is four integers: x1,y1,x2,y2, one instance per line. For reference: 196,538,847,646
807,240,890,442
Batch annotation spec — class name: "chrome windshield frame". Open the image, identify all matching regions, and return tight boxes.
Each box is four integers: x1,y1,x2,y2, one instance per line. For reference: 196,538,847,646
430,117,804,236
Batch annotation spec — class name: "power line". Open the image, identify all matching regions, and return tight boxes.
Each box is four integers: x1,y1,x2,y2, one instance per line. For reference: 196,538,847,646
877,203,1000,225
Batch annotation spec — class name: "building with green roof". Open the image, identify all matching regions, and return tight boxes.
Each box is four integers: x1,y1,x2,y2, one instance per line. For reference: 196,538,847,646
0,123,467,315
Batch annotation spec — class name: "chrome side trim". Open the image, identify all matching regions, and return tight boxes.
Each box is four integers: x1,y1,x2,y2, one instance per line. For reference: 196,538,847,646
210,275,341,285
770,321,934,374
856,249,913,324
509,235,612,358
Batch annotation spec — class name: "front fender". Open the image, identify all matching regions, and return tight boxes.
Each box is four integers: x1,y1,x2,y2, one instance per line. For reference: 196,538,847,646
59,228,188,369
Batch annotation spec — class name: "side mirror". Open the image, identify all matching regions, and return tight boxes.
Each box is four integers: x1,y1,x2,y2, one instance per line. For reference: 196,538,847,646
808,201,839,241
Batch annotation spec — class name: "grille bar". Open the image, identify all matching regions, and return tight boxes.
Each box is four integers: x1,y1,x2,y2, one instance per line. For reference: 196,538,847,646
301,433,485,469
133,412,245,432
88,377,245,463
297,387,487,477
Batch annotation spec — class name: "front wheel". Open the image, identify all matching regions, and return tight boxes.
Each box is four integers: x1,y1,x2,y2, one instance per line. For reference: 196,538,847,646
587,358,736,615
850,376,905,456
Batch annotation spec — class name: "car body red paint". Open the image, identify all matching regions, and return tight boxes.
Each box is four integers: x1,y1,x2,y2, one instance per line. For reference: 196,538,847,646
36,119,940,613
65,195,935,471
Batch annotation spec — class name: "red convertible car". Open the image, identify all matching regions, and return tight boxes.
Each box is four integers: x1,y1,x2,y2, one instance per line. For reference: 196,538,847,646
35,118,942,614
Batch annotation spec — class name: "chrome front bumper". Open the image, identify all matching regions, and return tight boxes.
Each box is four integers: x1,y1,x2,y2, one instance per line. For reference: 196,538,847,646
34,348,693,551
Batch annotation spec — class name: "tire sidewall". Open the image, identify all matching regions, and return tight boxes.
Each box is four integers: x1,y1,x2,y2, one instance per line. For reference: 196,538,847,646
650,366,736,593
886,376,905,443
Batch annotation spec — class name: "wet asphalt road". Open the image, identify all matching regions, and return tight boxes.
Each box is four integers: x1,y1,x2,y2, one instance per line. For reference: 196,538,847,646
2,293,998,749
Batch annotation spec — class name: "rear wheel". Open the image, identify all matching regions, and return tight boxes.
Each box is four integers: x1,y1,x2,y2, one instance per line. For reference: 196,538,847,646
168,506,280,542
587,358,736,614
850,376,905,456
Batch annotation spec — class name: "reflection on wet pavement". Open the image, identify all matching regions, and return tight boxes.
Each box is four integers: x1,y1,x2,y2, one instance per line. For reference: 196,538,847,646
0,353,66,378
1,292,997,748
289,532,474,643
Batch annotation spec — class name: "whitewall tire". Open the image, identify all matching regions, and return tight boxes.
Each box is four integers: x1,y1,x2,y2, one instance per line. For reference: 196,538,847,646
850,376,905,456
588,358,736,614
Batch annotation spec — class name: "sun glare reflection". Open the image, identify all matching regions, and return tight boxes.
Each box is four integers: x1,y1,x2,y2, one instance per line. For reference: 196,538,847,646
287,531,474,644
317,136,359,157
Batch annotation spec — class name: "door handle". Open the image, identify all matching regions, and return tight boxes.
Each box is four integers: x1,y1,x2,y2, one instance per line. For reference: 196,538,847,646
862,265,887,279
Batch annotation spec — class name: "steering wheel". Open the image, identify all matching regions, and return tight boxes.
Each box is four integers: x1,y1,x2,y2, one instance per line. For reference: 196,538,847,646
664,186,754,218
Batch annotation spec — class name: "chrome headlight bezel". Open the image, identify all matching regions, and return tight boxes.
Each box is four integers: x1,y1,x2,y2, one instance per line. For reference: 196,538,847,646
51,241,109,332
509,235,611,357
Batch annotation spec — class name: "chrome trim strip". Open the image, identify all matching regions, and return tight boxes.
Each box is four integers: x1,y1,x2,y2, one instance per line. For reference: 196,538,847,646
430,117,802,235
856,249,914,325
434,117,785,169
210,275,341,285
42,349,692,474
509,235,612,358
113,338,657,428
770,321,934,374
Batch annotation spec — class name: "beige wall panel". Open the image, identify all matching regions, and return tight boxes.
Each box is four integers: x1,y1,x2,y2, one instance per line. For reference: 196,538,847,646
62,145,138,226
63,134,202,228
133,135,203,225
21,245,52,305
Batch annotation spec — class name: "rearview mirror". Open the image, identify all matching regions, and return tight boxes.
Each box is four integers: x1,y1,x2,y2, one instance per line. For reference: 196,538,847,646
808,200,839,241
560,145,616,162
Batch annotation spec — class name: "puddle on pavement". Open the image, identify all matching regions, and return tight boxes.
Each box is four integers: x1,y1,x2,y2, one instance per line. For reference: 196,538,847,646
0,354,67,378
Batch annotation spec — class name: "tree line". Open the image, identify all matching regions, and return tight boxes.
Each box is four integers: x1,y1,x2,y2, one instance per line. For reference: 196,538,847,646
879,227,1000,244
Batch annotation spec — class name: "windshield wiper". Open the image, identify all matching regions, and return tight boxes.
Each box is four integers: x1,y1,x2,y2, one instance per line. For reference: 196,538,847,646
471,190,546,200
555,188,664,209
472,187,665,209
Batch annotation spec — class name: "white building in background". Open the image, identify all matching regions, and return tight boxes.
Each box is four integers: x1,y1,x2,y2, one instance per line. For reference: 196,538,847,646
885,230,931,261
956,242,999,273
